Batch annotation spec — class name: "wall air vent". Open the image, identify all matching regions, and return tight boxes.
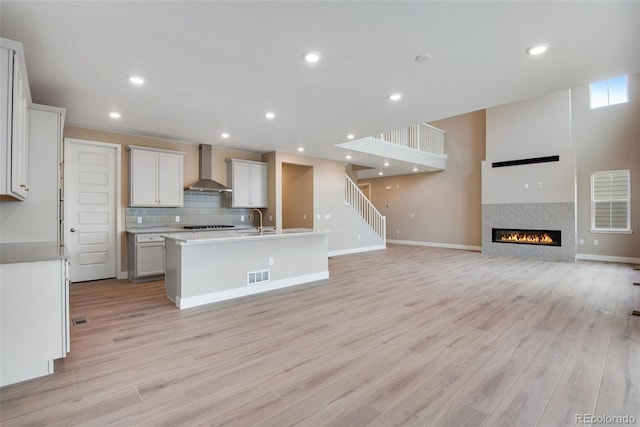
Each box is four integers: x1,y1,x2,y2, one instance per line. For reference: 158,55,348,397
248,269,270,286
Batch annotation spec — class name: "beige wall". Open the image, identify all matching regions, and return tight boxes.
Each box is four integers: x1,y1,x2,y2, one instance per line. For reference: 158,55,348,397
572,73,640,259
364,110,486,247
265,151,383,254
282,163,313,229
63,126,262,273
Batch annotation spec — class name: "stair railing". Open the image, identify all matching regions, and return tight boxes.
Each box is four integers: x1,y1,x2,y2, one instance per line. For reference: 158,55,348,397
345,174,386,242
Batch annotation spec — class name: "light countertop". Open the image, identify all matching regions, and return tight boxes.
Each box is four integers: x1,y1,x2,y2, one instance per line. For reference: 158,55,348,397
0,241,69,264
163,228,322,246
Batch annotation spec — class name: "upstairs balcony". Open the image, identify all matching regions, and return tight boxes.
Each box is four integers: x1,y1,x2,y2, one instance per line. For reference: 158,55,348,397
335,123,447,179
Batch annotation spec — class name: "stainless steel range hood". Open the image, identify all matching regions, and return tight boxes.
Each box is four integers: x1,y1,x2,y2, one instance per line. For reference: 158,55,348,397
186,144,232,192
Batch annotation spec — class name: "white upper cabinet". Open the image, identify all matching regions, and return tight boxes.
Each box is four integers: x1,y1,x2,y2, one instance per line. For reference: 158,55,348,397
1,40,31,201
226,158,268,208
129,146,184,207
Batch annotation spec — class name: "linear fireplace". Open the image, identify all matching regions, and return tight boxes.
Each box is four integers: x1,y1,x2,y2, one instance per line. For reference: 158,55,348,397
492,228,561,247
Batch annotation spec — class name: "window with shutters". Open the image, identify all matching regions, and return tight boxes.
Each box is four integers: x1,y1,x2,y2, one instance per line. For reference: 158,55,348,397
590,170,631,233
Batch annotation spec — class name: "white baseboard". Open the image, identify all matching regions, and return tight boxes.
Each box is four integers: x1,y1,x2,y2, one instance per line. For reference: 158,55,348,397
576,254,640,265
328,244,386,257
118,271,128,280
177,271,330,310
387,239,481,252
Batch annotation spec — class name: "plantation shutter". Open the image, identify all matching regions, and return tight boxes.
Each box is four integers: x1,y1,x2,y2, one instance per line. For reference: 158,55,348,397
591,170,630,231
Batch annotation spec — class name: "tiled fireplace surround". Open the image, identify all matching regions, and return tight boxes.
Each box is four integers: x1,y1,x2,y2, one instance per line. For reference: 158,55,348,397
482,202,575,262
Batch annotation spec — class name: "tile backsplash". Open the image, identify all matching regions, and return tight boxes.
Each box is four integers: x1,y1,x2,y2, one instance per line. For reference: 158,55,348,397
126,191,253,228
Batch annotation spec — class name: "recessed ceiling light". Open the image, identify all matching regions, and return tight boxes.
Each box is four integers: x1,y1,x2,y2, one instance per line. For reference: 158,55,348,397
414,54,431,62
389,93,402,102
384,160,390,167
347,134,355,140
265,112,276,119
221,133,230,138
413,166,418,172
378,171,384,176
304,51,321,63
346,154,352,160
109,111,121,119
297,147,305,152
129,75,145,85
526,43,549,56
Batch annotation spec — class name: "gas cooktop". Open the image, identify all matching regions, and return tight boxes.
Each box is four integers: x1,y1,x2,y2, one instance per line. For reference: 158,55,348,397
183,225,235,230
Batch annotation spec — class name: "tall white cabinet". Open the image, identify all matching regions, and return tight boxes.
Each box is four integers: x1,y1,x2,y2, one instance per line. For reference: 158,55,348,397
1,106,65,243
1,39,31,201
129,146,184,207
226,158,269,208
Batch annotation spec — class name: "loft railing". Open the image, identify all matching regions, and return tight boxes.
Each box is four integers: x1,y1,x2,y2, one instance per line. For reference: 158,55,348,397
345,174,386,243
374,123,445,156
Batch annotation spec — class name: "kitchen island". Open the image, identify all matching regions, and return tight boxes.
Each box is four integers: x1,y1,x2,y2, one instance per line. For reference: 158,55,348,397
163,229,329,309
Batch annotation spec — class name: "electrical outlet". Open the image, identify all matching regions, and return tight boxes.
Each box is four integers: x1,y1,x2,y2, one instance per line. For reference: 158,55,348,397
324,214,331,220
579,239,584,245
396,229,400,234
269,257,274,266
594,240,599,245
538,182,543,188
317,214,321,220
137,217,142,224
241,215,244,221
175,215,180,223
524,183,529,189
303,214,307,220
269,215,273,221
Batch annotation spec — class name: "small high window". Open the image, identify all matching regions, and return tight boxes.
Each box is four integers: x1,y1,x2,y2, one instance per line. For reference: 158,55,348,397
589,75,628,109
591,169,631,233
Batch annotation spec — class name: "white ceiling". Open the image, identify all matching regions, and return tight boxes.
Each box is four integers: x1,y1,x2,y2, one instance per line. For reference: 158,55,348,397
1,1,639,175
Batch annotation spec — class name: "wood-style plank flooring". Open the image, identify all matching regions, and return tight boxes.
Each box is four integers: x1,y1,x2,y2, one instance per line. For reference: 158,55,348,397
1,244,639,426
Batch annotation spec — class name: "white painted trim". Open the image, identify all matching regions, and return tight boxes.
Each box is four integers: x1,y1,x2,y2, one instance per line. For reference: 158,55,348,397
117,271,128,280
177,271,329,309
328,244,386,257
576,254,640,265
64,138,122,280
387,239,482,252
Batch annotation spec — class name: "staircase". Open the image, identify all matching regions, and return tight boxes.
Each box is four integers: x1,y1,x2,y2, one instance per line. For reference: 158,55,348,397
345,174,386,243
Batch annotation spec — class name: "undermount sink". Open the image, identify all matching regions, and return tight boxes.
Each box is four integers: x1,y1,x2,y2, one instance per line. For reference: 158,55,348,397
237,228,277,236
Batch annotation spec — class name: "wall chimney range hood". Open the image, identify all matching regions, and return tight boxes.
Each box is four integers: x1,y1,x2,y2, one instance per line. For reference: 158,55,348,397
186,144,232,192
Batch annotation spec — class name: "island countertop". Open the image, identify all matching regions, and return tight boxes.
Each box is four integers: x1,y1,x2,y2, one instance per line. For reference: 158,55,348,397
162,228,322,246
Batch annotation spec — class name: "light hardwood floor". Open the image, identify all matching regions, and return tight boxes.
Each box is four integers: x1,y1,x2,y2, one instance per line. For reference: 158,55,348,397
1,244,639,426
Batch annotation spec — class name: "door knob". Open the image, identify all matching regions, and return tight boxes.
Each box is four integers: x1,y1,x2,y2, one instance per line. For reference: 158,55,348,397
70,228,78,232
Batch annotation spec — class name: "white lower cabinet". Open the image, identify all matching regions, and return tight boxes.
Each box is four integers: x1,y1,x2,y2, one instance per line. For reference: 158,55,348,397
128,233,165,282
0,259,69,386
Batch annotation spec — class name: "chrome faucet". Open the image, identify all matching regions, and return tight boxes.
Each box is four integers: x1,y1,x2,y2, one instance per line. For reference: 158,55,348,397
250,208,263,232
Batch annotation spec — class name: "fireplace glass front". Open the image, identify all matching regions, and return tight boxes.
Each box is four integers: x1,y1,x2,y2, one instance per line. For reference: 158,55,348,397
492,228,561,247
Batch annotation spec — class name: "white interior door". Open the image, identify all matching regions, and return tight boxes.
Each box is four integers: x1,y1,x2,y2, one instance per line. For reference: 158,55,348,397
65,140,118,282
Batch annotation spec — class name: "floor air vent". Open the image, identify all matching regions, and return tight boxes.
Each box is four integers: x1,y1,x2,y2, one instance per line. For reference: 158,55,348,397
72,316,88,325
248,269,270,286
